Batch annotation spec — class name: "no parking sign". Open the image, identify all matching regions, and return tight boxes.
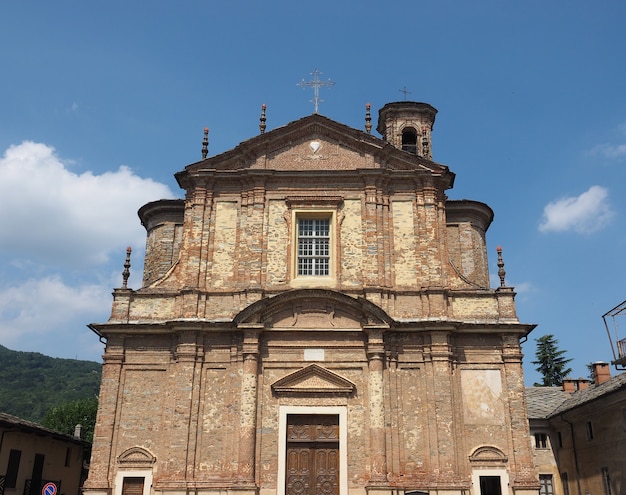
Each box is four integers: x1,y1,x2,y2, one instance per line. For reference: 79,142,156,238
42,482,57,495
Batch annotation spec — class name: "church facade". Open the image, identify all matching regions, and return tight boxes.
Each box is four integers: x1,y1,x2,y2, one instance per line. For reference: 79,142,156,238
83,101,538,495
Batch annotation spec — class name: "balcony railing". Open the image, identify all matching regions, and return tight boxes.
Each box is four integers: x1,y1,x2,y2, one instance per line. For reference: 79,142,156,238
22,480,61,495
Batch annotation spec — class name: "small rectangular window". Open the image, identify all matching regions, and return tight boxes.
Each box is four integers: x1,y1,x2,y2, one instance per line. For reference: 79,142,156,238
561,473,569,495
297,218,330,276
586,421,594,440
539,475,554,495
535,433,548,449
5,449,21,488
602,468,612,495
557,431,563,448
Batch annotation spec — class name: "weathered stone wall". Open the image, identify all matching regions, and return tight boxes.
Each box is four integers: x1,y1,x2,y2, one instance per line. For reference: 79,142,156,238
132,184,502,323
139,200,185,286
89,326,534,494
88,108,536,495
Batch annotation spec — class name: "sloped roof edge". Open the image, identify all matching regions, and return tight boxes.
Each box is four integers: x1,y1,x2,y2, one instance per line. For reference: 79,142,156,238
547,372,626,417
0,411,89,446
175,113,452,185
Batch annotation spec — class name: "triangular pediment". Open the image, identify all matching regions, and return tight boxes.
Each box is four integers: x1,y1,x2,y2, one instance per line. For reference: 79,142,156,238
176,114,453,187
272,364,356,396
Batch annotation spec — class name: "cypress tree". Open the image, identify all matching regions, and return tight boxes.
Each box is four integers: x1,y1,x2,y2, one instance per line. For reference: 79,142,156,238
532,334,573,386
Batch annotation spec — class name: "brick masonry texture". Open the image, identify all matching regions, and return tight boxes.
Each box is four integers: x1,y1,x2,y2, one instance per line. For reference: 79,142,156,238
85,106,538,495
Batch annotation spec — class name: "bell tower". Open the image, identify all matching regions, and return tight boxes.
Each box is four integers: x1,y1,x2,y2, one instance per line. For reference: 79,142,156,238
376,101,437,159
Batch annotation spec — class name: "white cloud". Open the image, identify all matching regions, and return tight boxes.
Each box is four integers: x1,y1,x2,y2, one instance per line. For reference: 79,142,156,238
539,185,613,234
0,141,174,360
589,143,626,160
0,141,175,267
588,122,626,160
0,276,110,360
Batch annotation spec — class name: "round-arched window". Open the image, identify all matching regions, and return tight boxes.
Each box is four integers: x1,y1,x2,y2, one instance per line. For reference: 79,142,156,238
401,128,417,154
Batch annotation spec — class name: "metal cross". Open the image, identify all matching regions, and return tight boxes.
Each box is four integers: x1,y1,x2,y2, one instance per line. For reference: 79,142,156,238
399,86,412,100
297,68,335,113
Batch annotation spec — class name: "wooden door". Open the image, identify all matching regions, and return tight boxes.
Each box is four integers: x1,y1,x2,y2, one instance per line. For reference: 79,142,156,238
479,476,502,495
122,477,144,495
286,415,339,495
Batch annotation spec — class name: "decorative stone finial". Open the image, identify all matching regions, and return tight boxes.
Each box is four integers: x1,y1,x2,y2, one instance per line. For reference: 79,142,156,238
365,103,372,134
201,127,209,159
122,246,132,289
496,246,506,288
259,104,267,134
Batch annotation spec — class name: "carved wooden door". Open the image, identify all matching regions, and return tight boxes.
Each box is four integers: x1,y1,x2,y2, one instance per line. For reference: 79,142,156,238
286,415,339,495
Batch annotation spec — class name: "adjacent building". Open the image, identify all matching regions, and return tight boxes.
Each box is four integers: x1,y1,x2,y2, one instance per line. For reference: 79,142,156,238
83,101,538,495
0,413,89,495
526,363,626,495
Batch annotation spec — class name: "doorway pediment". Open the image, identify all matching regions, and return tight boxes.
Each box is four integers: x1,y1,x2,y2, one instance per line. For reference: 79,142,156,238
272,364,356,396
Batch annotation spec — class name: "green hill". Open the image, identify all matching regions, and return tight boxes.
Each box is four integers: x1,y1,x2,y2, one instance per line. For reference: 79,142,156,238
0,344,101,422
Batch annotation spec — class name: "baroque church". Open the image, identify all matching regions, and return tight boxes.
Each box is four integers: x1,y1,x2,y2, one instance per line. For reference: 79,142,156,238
83,98,539,495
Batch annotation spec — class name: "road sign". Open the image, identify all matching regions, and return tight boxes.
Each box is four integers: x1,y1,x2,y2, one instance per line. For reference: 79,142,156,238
42,482,57,495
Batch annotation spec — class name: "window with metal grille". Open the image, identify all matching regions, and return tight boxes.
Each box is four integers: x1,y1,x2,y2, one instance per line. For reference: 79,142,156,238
297,218,330,276
539,475,553,495
535,433,548,449
5,449,21,488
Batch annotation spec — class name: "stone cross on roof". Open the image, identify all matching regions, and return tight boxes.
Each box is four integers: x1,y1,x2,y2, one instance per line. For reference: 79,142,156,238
297,68,335,114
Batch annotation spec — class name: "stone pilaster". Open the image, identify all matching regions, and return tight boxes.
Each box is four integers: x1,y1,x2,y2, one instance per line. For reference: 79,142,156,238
366,326,388,483
236,177,266,291
109,288,132,322
416,178,445,289
362,175,380,287
83,337,124,492
180,182,213,289
496,287,518,321
249,176,266,288
163,331,202,480
502,335,540,493
380,184,392,288
237,326,261,486
197,184,214,289
427,330,458,483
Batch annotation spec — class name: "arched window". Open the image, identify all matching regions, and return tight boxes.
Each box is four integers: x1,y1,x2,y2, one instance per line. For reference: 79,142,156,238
401,128,417,154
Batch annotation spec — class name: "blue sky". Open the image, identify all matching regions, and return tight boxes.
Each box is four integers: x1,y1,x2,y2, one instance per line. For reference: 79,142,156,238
1,1,625,385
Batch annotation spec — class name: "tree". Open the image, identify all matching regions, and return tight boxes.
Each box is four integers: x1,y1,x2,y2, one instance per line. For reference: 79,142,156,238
585,362,595,384
41,396,98,442
532,334,573,387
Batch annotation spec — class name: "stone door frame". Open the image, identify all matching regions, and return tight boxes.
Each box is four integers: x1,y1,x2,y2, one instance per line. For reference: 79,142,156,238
277,406,348,495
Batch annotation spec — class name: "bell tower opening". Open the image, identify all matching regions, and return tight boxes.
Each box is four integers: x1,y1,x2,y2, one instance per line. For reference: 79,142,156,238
376,101,437,159
401,127,418,154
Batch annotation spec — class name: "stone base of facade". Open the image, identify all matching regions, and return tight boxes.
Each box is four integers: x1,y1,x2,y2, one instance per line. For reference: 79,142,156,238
152,486,258,495
365,488,476,495
511,489,540,495
82,489,112,495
